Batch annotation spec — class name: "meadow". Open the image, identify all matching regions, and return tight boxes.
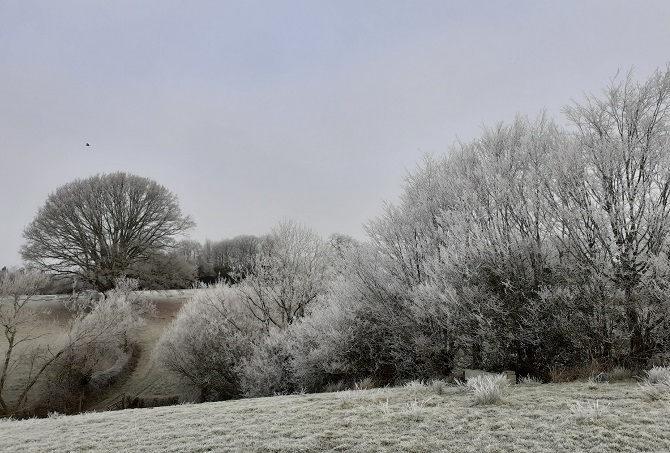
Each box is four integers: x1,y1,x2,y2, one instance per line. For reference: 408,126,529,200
1,379,669,452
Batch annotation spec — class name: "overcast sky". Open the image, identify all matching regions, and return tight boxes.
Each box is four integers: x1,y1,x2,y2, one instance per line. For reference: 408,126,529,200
2,1,670,267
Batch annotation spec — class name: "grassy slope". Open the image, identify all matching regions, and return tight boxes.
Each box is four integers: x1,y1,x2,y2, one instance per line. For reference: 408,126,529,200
89,293,189,410
1,381,670,452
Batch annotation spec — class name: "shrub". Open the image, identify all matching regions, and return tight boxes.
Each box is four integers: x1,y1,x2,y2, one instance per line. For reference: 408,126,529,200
152,284,255,401
237,328,297,397
466,374,509,405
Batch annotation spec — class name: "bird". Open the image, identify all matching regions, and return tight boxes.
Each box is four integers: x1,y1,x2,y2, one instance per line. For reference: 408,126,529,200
86,143,90,146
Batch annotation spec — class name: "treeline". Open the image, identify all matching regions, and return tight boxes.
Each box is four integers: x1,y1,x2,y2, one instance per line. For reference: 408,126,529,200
2,236,263,293
152,65,670,401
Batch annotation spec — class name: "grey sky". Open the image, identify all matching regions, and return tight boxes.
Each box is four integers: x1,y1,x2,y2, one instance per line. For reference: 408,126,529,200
2,1,670,267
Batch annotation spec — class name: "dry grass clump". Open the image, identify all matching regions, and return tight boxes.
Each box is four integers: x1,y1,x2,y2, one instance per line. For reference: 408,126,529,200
644,366,670,384
354,378,376,391
639,366,670,401
518,375,543,386
570,399,607,422
466,373,509,405
402,379,427,390
607,366,633,382
430,379,448,395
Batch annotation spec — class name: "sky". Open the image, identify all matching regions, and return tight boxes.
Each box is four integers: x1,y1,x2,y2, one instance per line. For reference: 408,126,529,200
1,1,670,268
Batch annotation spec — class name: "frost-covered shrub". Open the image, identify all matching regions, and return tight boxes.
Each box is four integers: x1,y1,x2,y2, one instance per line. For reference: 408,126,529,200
288,269,446,391
152,284,255,401
237,327,297,397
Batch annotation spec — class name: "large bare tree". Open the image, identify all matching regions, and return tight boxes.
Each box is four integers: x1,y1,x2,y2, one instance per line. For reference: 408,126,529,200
21,172,195,291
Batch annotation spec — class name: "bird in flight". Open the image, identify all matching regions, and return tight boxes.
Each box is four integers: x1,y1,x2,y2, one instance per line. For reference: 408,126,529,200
86,143,90,146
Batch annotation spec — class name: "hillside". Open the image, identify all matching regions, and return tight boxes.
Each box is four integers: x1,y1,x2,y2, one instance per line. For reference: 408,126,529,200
1,380,670,452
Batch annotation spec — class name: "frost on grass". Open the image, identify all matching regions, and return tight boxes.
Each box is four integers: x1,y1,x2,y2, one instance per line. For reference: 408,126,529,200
644,366,670,385
570,399,607,422
518,375,543,386
466,373,509,405
639,366,670,401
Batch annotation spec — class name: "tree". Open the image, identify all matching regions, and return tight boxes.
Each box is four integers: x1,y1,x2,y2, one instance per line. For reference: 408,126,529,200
128,250,197,290
21,172,195,291
555,65,670,362
237,219,332,330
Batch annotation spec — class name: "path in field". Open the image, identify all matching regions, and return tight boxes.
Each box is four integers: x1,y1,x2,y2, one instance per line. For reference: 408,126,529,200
88,292,194,410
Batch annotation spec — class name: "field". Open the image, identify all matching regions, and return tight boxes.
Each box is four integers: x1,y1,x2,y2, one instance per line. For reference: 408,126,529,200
1,380,670,452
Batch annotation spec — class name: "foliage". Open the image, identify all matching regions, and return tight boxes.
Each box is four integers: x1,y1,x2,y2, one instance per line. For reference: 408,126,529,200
21,172,195,291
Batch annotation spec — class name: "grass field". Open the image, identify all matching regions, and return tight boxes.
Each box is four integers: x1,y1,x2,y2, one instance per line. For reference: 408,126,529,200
1,380,669,452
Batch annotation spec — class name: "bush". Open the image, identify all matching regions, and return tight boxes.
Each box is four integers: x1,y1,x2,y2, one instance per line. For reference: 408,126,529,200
152,284,255,401
237,328,297,397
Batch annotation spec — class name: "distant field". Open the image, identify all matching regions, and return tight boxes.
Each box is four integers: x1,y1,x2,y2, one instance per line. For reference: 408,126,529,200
1,381,669,452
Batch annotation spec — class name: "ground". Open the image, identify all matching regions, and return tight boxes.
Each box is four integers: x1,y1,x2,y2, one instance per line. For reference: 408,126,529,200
1,380,669,452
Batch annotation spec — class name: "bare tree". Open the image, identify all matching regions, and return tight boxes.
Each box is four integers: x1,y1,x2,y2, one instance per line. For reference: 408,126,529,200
237,219,332,330
21,172,195,291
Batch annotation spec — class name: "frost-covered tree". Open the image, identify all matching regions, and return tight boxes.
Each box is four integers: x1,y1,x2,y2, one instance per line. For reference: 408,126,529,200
237,219,332,329
556,65,670,361
22,172,195,291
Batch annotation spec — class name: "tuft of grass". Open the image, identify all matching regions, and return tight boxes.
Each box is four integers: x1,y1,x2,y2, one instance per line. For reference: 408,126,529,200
405,397,435,411
570,399,607,422
644,366,670,385
638,366,670,401
466,373,509,405
430,379,448,395
518,375,543,386
354,378,375,391
639,381,670,402
608,366,632,382
402,379,427,390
